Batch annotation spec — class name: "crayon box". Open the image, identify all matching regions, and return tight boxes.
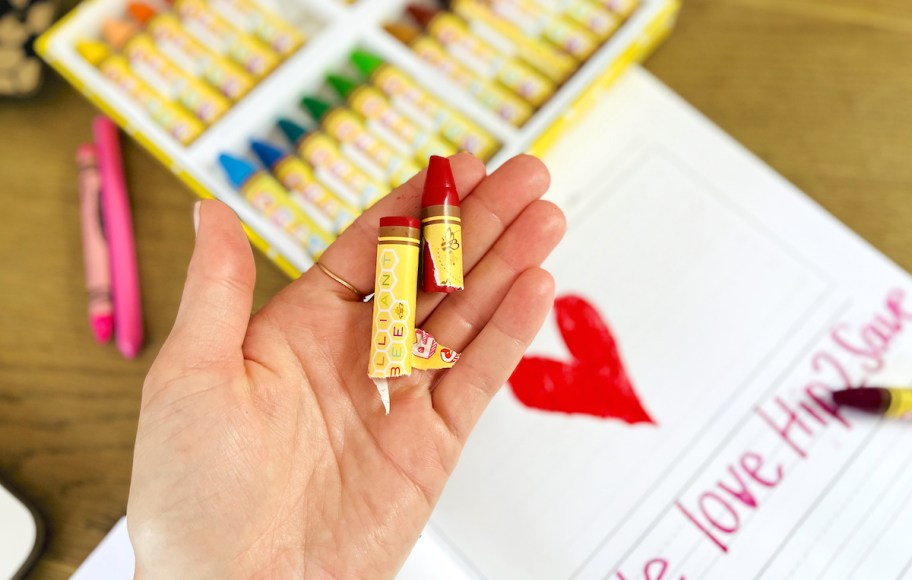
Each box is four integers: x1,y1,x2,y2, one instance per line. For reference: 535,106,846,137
38,0,679,277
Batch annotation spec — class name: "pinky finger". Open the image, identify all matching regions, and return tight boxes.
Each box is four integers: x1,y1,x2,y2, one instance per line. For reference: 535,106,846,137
432,268,555,443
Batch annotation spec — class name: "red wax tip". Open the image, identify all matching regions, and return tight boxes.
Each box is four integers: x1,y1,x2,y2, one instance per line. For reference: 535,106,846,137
91,314,114,344
832,388,889,413
380,216,420,229
423,155,459,207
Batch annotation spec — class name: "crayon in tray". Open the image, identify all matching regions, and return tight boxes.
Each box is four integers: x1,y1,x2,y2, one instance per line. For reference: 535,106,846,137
38,0,680,276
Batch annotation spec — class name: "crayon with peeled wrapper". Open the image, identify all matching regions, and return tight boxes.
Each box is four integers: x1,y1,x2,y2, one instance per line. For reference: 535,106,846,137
207,0,304,56
350,50,500,161
301,96,419,188
832,387,912,419
327,74,457,162
407,5,555,108
277,118,387,208
449,0,577,83
421,156,464,292
76,144,114,344
102,18,230,124
369,216,422,414
523,0,620,39
77,41,204,144
386,23,533,127
128,2,254,100
218,153,334,258
168,0,279,77
250,139,357,234
485,0,598,61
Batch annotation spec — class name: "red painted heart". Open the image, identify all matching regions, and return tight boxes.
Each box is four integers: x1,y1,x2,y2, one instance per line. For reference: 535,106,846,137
509,295,654,424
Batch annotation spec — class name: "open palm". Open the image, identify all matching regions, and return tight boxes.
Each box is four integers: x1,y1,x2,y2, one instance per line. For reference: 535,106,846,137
127,154,565,578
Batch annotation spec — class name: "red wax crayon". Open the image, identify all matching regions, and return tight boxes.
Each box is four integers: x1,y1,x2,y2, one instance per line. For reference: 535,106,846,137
421,156,464,292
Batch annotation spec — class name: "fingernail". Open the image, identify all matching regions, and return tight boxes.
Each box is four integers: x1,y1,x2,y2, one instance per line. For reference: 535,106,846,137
193,201,201,237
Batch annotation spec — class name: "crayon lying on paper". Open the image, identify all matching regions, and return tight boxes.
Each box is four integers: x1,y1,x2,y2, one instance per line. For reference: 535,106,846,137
833,387,912,419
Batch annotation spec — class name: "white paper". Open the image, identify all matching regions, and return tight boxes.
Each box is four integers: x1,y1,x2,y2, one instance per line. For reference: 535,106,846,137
70,517,134,580
421,68,912,579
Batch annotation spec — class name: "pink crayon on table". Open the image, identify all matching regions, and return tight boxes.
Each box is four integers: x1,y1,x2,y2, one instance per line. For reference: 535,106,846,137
76,143,114,343
92,116,144,359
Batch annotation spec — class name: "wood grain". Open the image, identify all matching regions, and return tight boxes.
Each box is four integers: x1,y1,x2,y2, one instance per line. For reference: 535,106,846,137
1,1,911,577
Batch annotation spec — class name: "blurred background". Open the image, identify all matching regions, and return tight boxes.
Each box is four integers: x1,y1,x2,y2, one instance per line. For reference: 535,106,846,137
1,0,912,576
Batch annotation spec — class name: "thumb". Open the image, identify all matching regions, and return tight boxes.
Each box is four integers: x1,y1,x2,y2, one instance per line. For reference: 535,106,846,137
159,200,256,369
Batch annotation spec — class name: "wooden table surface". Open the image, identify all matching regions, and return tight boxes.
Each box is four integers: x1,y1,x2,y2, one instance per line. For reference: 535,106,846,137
2,0,911,576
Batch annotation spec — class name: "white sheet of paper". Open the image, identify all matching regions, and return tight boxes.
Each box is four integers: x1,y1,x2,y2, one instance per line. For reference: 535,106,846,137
416,68,912,579
72,68,912,580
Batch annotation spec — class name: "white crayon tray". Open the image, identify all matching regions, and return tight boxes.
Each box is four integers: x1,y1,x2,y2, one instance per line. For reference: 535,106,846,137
38,0,679,276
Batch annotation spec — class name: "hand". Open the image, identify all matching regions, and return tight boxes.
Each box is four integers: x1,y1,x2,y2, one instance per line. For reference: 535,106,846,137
127,154,566,578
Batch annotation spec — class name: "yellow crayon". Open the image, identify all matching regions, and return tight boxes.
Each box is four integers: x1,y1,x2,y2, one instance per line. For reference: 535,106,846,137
103,19,230,124
346,84,458,162
220,152,333,257
599,0,640,20
488,0,599,60
78,41,203,144
450,0,578,83
208,0,305,56
321,107,420,187
280,119,388,209
137,10,254,100
424,12,555,108
362,60,499,160
237,173,332,258
410,36,532,126
262,148,359,234
525,0,620,39
369,216,421,381
172,0,278,78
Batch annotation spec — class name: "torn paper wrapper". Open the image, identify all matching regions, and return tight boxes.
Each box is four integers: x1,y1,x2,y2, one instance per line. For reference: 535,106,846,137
371,329,462,414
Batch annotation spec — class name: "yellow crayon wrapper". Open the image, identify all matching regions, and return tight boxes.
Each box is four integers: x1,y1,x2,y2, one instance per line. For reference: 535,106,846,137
122,34,230,124
541,0,621,40
91,52,204,144
209,0,305,56
412,37,532,127
295,132,387,208
369,218,421,380
886,388,912,419
451,0,578,84
146,13,254,100
412,329,461,370
241,172,334,258
489,0,599,61
173,0,278,78
323,107,420,187
435,15,557,105
422,204,464,290
599,0,641,20
272,155,358,233
371,65,500,160
348,85,457,163
427,13,554,108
